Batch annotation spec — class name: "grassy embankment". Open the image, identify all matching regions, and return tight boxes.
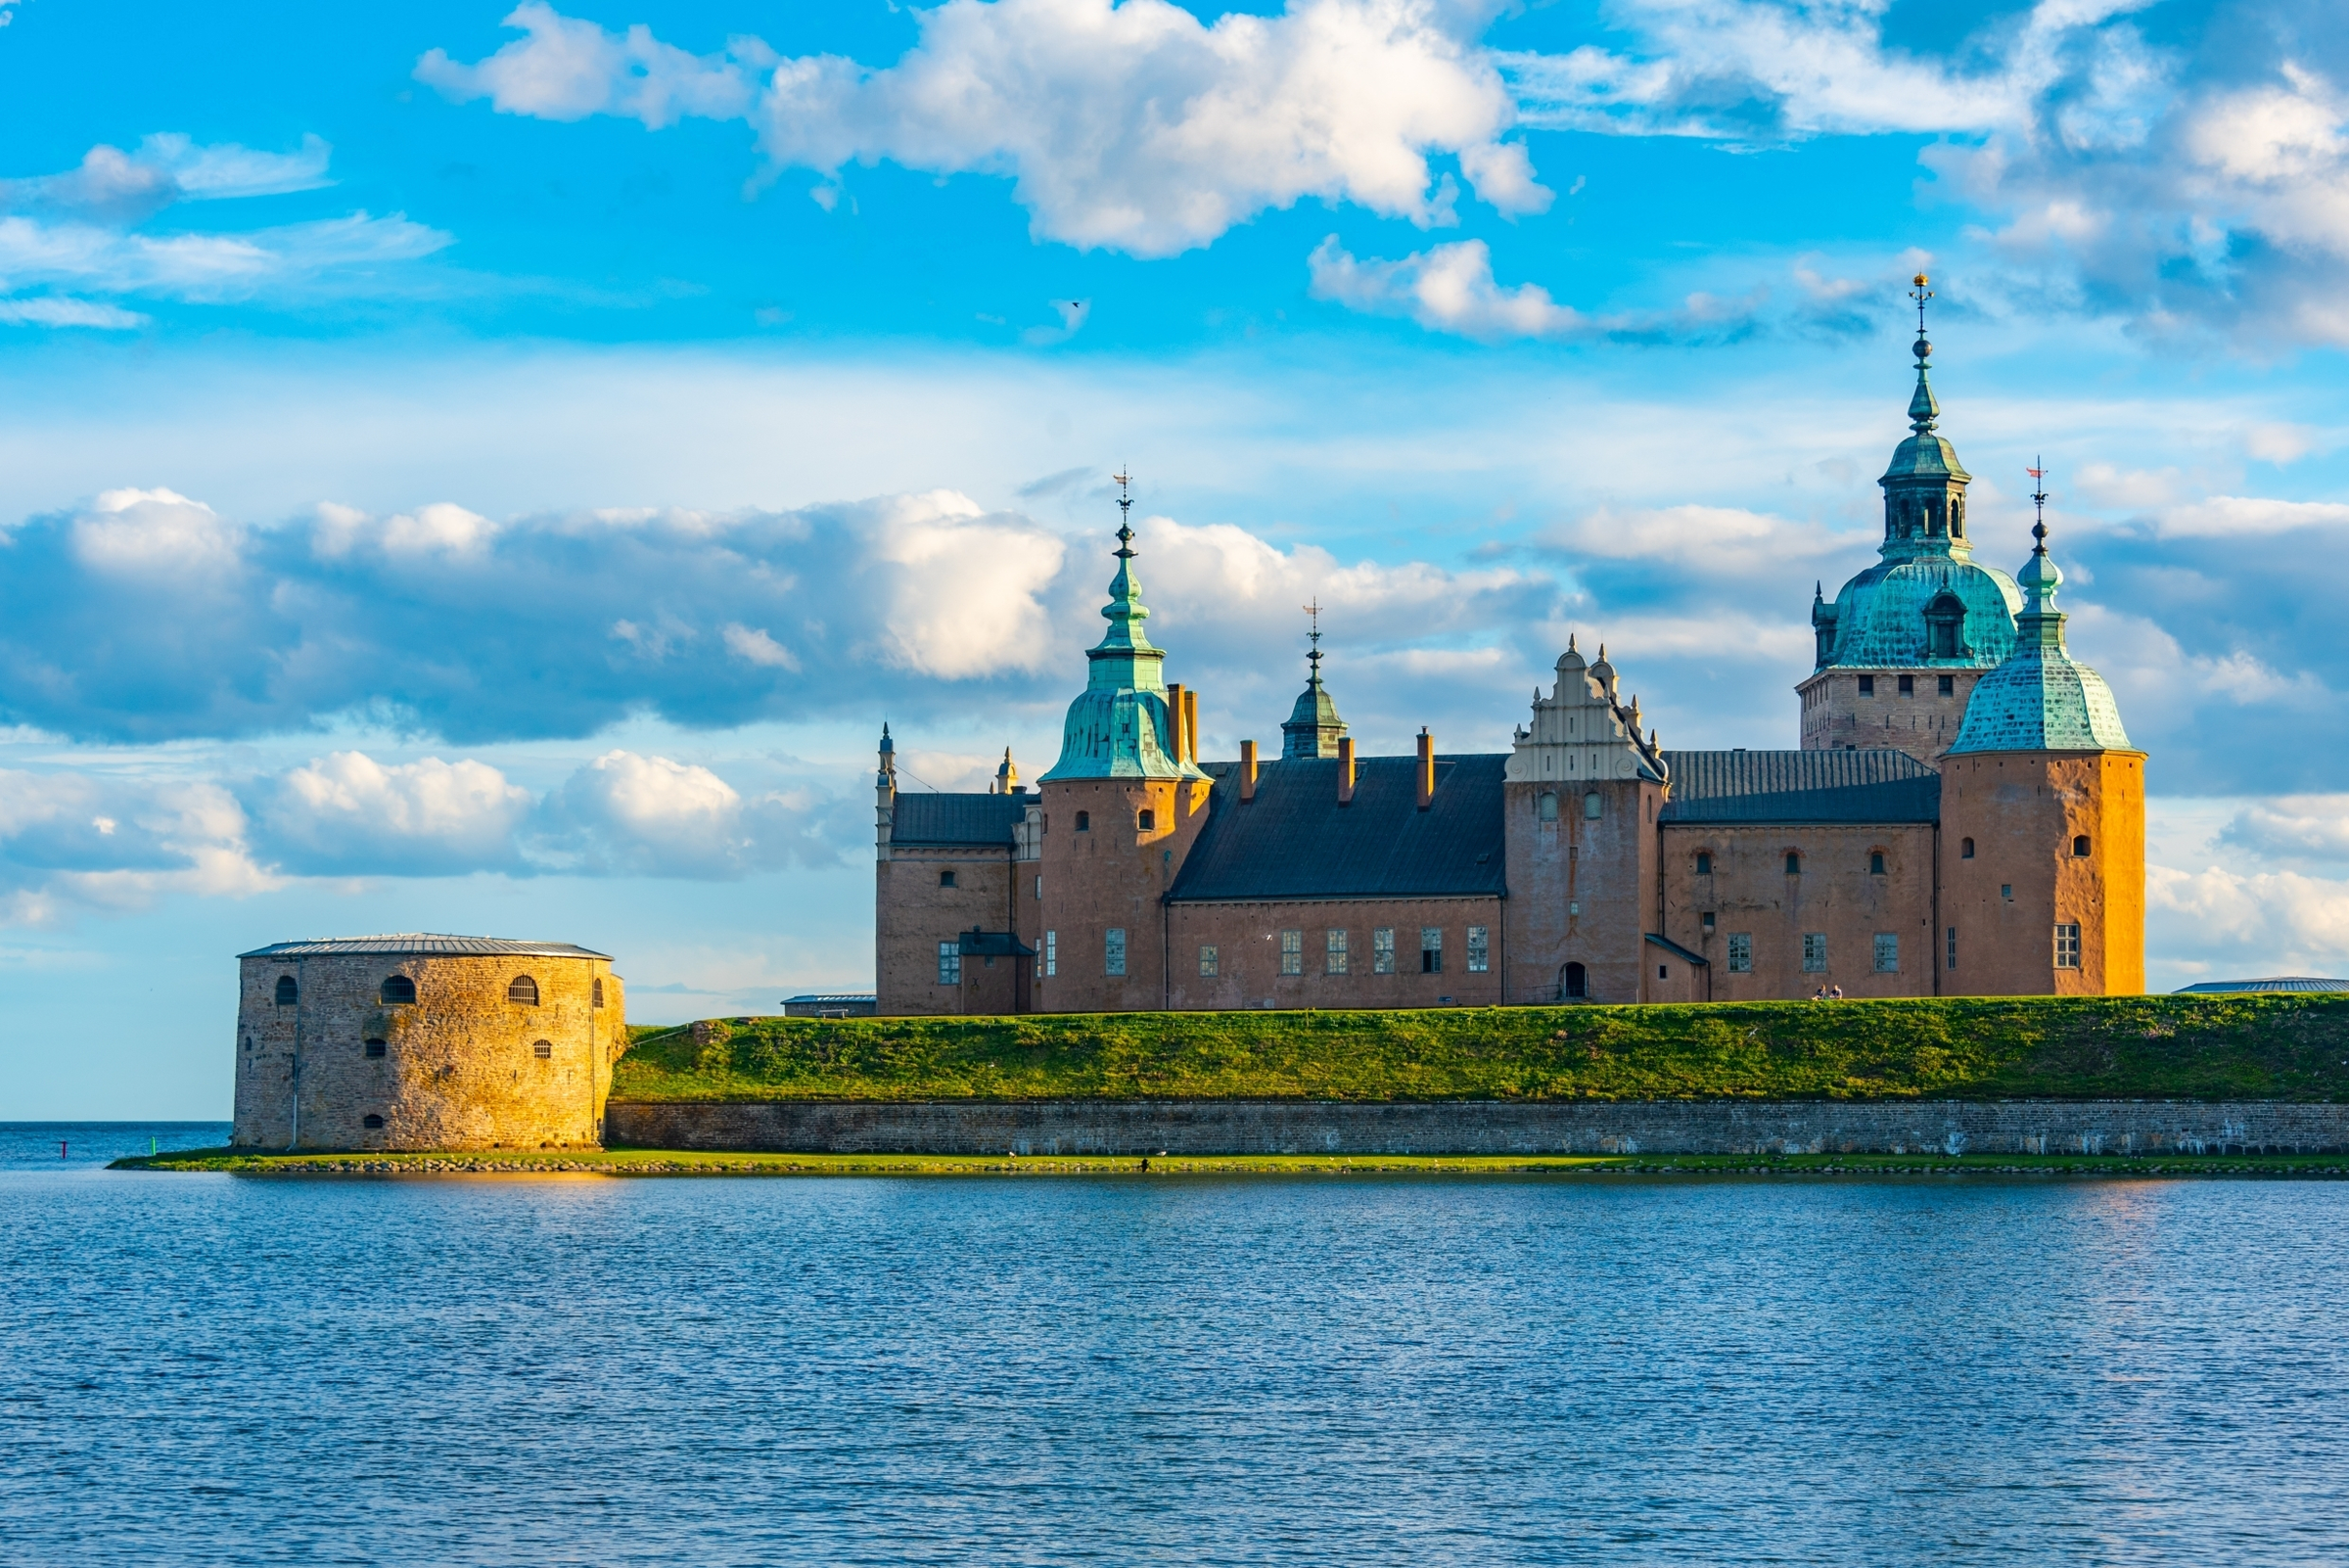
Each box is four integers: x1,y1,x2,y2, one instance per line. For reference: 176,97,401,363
110,1148,2349,1176
610,993,2349,1104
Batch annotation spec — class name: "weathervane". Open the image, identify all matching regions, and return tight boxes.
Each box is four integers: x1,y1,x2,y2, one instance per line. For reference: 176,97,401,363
1909,271,1933,345
1303,597,1324,680
2027,458,2050,552
1112,468,1135,556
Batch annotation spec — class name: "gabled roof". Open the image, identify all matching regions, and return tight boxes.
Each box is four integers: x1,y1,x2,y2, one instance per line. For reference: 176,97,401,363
1659,749,1940,824
1168,755,1507,902
239,935,610,959
889,791,1029,848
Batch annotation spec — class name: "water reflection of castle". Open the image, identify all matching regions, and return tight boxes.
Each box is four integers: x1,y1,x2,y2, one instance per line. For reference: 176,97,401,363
877,287,2142,1014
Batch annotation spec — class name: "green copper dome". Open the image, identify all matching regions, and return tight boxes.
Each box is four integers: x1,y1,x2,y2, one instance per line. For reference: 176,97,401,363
1039,501,1208,784
1949,524,2132,755
1279,615,1348,759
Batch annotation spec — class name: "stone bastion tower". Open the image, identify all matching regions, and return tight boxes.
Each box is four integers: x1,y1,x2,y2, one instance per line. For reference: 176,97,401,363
1801,276,2022,763
232,935,625,1152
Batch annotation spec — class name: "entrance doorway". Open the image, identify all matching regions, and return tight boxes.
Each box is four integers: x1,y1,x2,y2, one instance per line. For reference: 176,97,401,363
1562,962,1588,999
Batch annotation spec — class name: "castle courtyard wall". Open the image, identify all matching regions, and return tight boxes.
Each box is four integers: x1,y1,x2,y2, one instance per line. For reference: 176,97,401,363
877,846,1017,1016
1165,897,1506,1009
1658,821,1939,999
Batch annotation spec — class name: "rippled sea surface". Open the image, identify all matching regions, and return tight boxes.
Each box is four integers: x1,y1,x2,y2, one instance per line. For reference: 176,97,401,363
6,1126,2349,1564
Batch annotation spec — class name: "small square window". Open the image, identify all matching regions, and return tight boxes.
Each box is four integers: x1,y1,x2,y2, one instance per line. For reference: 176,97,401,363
1280,930,1304,976
362,1114,384,1130
1373,928,1396,974
1325,929,1349,975
532,1039,553,1060
364,1038,387,1058
1727,934,1753,973
1869,851,1886,875
938,943,961,986
1898,674,1914,696
1105,928,1128,977
1659,964,1670,980
1199,944,1218,977
2073,835,2092,857
1421,927,1443,974
939,870,956,888
1858,674,1875,696
2054,923,2082,969
1466,926,1489,973
1701,912,1715,933
2002,884,2013,900
1938,674,1955,696
1138,808,1155,832
1873,934,1899,973
1802,933,1827,973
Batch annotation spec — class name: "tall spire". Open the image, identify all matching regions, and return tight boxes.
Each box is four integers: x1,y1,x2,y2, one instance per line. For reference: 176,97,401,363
1907,272,1940,435
1090,469,1161,663
1281,597,1348,758
2017,457,2065,649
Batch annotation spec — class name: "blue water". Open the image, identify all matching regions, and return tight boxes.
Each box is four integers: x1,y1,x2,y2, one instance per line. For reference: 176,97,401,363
5,1140,2348,1563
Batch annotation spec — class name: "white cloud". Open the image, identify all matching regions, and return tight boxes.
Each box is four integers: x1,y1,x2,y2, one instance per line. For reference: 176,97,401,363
0,135,334,223
534,748,843,877
422,0,1547,257
1309,234,1583,338
69,487,243,576
255,752,534,875
2147,494,2349,537
0,296,146,329
865,490,1067,675
0,767,272,926
2147,862,2349,976
1545,503,1852,575
0,210,451,303
416,2,763,128
721,623,801,669
2221,795,2349,863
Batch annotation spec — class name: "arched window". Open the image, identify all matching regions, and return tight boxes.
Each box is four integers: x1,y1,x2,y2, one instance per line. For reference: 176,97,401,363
1785,851,1802,875
1076,810,1090,832
1961,837,1976,859
1695,851,1713,876
531,1039,553,1060
508,974,539,1005
1563,961,1588,999
364,1038,387,1058
274,975,299,1006
381,975,417,1004
1583,792,1602,820
592,978,606,1008
2073,835,2092,857
1924,590,1969,660
362,1114,384,1130
1869,851,1886,875
1137,808,1156,832
1539,791,1558,821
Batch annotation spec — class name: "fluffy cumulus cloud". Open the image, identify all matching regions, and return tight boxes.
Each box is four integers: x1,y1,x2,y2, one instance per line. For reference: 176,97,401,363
420,0,1547,256
0,768,273,926
2148,862,2349,979
250,752,535,877
0,134,446,327
536,750,847,877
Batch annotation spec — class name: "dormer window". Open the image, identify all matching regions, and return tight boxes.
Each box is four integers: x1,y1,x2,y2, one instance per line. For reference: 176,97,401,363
1924,590,1969,660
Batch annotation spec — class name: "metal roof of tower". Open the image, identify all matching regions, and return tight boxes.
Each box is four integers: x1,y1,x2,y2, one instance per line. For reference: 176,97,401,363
238,935,612,959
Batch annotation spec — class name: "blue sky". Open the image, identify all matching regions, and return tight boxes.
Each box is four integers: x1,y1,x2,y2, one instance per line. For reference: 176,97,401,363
4,0,2348,1114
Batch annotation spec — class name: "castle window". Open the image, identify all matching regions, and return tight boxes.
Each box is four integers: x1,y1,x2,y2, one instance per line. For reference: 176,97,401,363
274,976,299,1006
1105,928,1128,977
1659,965,1670,980
1138,808,1157,832
1947,927,1958,970
1035,876,1042,900
1701,911,1715,933
382,975,417,1005
1076,811,1090,832
507,975,539,1005
1325,930,1349,975
1563,962,1588,998
1279,930,1304,976
1373,928,1396,974
1898,674,1914,696
1584,792,1602,820
364,1038,387,1058
2073,835,2092,857
1420,928,1443,975
2002,884,2013,900
1044,931,1057,977
1802,933,1827,972
1727,934,1752,973
532,1039,554,1060
1695,851,1712,875
1785,852,1802,875
1938,675,1955,697
939,870,956,888
592,978,605,1008
362,1114,384,1130
1961,838,1975,858
938,943,960,986
1199,944,1218,977
2054,923,2082,969
1539,791,1558,821
1924,590,1969,660
1467,927,1489,973
1858,675,1874,696
1873,934,1900,973
1870,852,1887,875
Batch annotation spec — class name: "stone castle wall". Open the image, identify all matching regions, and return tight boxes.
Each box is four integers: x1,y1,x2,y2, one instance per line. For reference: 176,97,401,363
1658,821,1939,999
607,1097,2349,1157
1799,669,1982,764
233,953,624,1151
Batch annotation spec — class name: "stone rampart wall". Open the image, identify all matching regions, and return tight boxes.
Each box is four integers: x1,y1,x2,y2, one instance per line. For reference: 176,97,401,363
607,1097,2349,1156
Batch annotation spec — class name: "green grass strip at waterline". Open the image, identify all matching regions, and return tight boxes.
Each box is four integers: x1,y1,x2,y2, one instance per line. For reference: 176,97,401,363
112,1148,2349,1178
615,993,2349,1104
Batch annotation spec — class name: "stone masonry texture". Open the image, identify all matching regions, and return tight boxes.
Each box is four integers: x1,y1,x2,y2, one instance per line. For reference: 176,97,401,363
608,1098,2349,1157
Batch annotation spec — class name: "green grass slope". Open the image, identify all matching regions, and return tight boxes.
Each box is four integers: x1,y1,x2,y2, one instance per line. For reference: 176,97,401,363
612,994,2349,1103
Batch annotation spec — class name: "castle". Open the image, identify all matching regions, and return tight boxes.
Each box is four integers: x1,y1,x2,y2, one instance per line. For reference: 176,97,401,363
875,287,2146,1012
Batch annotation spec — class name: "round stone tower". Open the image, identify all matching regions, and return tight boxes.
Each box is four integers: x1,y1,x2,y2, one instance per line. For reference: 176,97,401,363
231,935,625,1152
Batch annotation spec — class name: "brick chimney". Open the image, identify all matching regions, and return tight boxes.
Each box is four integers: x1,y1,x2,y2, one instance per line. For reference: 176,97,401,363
1415,727,1435,809
1240,739,1259,802
1167,683,1186,761
1182,688,1199,762
1337,736,1356,805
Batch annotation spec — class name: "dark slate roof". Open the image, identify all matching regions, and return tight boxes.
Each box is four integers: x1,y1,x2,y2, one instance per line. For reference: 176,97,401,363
1169,755,1506,902
1645,933,1710,966
2176,977,2349,994
957,930,1036,956
890,791,1030,847
1660,749,1940,824
239,935,610,959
